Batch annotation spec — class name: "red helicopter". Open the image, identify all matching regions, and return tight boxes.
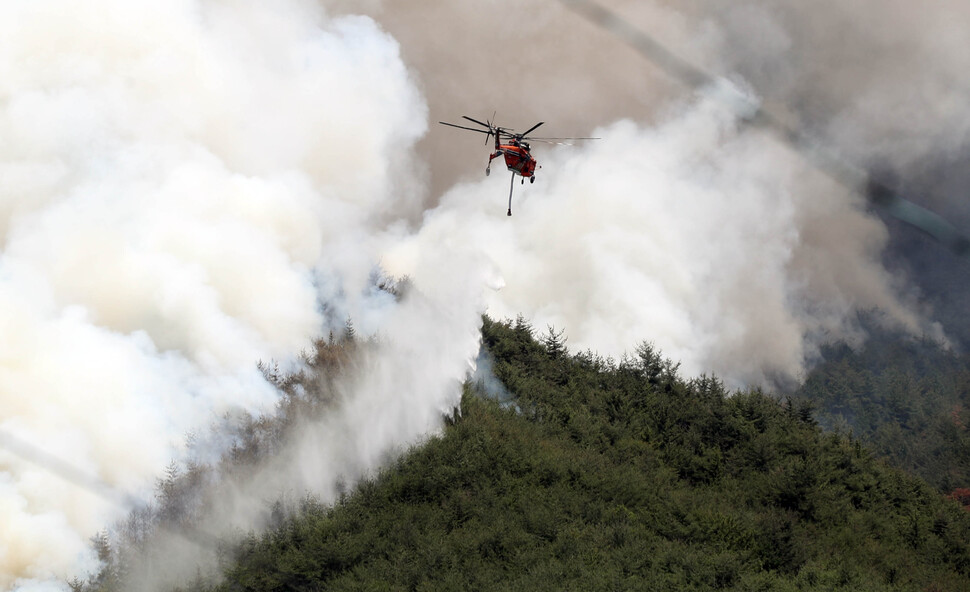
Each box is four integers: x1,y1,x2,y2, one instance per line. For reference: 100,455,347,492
439,115,598,216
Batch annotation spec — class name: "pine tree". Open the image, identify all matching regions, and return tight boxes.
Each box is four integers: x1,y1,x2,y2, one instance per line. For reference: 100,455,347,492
343,317,356,342
513,314,532,337
542,325,567,359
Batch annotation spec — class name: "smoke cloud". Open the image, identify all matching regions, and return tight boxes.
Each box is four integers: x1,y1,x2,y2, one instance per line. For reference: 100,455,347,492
0,0,965,589
393,94,937,386
368,0,962,377
0,1,459,589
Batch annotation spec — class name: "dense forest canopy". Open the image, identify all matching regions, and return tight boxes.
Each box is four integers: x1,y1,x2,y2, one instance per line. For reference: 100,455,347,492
791,316,970,504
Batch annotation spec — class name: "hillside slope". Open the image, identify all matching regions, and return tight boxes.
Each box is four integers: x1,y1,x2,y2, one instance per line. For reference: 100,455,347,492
197,317,970,591
790,322,970,500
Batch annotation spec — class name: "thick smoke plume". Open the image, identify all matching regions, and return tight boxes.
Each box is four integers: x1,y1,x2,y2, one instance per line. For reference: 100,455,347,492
393,95,936,386
374,0,960,363
352,0,970,279
0,0,965,589
0,1,476,589
375,0,955,380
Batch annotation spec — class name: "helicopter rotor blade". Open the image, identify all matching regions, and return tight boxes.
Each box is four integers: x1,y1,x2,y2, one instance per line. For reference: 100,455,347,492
439,121,494,135
443,117,599,147
519,121,545,137
454,115,497,145
526,136,601,141
521,136,601,146
486,111,497,145
461,115,494,129
527,139,577,146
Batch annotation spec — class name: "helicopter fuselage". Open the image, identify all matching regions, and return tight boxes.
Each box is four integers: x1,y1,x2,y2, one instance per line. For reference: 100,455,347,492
490,134,536,178
495,143,536,178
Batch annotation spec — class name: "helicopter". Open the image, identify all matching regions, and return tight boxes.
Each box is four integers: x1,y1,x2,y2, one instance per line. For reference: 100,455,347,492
439,115,598,216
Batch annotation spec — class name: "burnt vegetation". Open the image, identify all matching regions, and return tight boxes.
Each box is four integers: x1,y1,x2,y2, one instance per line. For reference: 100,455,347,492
74,316,970,591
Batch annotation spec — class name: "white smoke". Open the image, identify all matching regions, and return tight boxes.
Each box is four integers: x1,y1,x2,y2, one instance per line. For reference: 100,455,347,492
395,92,938,387
114,269,488,592
0,1,450,589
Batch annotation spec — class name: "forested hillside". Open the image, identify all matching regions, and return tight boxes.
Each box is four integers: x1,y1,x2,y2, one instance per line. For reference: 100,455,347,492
180,317,970,592
790,320,970,509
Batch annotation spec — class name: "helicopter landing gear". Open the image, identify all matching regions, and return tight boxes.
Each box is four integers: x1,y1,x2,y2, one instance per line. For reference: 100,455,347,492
530,175,535,184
